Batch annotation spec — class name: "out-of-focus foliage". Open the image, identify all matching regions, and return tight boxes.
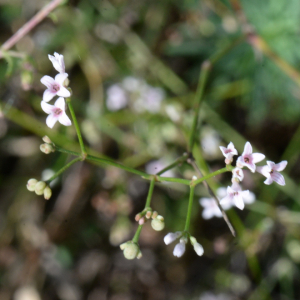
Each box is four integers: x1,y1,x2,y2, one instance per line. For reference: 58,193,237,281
1,0,300,299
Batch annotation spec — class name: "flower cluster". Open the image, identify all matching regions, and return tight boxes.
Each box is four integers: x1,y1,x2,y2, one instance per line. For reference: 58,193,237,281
40,53,72,128
106,76,165,113
164,232,204,257
218,141,287,210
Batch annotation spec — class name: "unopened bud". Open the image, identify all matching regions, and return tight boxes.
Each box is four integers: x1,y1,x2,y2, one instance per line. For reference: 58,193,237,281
145,210,152,219
151,215,165,231
35,181,46,195
139,217,145,225
40,143,54,154
137,250,142,259
225,157,233,165
42,136,52,144
151,211,158,219
135,213,142,222
27,178,38,192
44,186,52,200
121,242,140,260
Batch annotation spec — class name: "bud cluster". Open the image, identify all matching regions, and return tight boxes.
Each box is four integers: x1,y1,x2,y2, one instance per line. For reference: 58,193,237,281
26,179,52,200
120,241,142,260
40,136,55,154
135,208,165,231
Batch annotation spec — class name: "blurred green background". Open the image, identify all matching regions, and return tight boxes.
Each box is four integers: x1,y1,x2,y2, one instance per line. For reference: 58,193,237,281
1,0,300,299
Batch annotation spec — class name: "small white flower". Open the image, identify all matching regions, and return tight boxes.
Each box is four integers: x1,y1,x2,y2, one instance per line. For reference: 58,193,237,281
173,239,186,257
164,231,181,245
236,141,265,172
199,187,232,220
41,97,72,128
106,84,128,111
48,52,66,74
220,182,250,210
193,242,204,256
232,167,244,182
219,142,238,164
256,160,287,186
40,74,71,102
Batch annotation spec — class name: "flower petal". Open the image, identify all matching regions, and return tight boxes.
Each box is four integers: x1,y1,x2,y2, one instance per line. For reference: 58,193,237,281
202,208,215,220
243,142,252,155
58,112,72,126
57,86,70,98
274,161,287,172
41,101,54,114
256,165,271,178
264,176,273,185
54,97,65,110
42,89,56,102
46,114,58,128
55,73,68,85
252,153,265,164
41,75,55,88
271,172,286,186
233,194,245,210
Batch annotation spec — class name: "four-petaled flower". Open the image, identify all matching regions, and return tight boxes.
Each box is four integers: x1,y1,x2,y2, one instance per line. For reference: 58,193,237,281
256,161,287,186
236,141,265,173
48,52,67,74
232,167,244,182
220,182,250,210
40,74,70,102
219,142,238,164
41,97,71,128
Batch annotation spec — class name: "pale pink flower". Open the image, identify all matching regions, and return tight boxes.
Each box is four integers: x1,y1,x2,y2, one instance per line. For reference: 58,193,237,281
40,74,70,102
48,52,66,74
256,161,287,186
220,182,250,210
41,97,71,128
236,141,265,172
219,142,238,164
232,167,244,182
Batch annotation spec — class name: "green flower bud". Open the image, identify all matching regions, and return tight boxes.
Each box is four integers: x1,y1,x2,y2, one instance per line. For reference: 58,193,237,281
35,181,47,195
27,178,38,192
42,136,52,144
151,215,165,231
40,143,54,154
122,242,140,260
43,186,52,200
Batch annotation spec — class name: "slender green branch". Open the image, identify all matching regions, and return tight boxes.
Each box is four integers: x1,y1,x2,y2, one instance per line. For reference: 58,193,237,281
188,35,245,153
54,145,81,156
145,177,156,208
184,184,195,232
193,166,234,186
132,225,143,243
86,154,148,177
188,61,211,152
45,157,82,184
66,98,87,156
156,155,187,175
188,158,236,237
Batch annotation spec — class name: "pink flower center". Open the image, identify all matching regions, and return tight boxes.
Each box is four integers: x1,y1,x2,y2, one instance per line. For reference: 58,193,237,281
54,108,62,116
53,84,60,92
244,157,250,163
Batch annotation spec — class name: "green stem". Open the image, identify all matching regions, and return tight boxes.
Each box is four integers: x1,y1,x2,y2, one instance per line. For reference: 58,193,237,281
184,184,195,232
188,61,211,152
132,225,143,243
193,166,234,186
145,177,156,208
45,157,82,184
54,145,81,156
67,99,87,156
156,155,187,175
188,36,245,153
